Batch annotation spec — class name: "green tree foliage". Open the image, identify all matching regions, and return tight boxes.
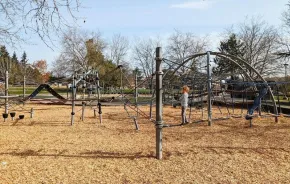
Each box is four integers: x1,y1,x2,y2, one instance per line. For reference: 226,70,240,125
100,60,120,87
85,39,106,68
213,34,245,78
0,46,11,78
10,52,20,84
20,52,27,65
0,46,43,85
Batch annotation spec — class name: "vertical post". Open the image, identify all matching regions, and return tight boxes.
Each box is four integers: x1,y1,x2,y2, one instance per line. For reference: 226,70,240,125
258,99,262,116
23,75,26,105
96,72,102,124
206,51,212,126
134,72,139,130
30,108,34,118
5,70,8,114
82,72,86,99
71,74,76,125
155,47,163,160
135,72,139,118
67,84,69,99
149,75,154,119
81,102,85,121
284,63,288,100
200,85,204,119
88,84,92,98
119,66,123,100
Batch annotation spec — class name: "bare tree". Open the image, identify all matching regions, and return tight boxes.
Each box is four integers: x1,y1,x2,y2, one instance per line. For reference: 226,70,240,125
283,1,290,30
0,0,80,46
108,34,129,65
52,28,106,76
236,18,280,79
166,30,208,74
276,2,290,59
132,37,161,79
276,34,290,58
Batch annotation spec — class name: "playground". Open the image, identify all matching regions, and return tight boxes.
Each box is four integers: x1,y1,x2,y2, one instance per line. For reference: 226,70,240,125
0,104,289,183
2,1,290,183
0,48,289,183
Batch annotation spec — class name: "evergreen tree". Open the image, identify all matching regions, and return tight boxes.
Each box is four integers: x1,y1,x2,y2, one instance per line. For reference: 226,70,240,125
21,52,27,66
0,46,9,58
11,52,17,62
213,34,245,78
10,52,19,84
0,46,11,78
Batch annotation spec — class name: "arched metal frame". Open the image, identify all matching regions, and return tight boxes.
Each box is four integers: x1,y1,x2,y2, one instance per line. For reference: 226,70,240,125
155,48,279,160
163,51,278,116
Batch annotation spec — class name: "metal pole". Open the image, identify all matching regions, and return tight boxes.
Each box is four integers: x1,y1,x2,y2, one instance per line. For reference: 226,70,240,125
284,63,288,80
30,108,34,118
23,75,26,103
96,72,102,124
206,51,212,126
155,47,163,160
82,72,86,99
134,72,139,130
258,99,262,116
149,78,153,119
89,84,92,98
135,72,139,118
81,102,85,121
67,84,69,99
120,66,123,100
71,74,76,125
5,70,8,114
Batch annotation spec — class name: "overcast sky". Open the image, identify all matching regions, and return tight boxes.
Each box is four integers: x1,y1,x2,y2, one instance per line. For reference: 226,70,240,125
9,0,289,69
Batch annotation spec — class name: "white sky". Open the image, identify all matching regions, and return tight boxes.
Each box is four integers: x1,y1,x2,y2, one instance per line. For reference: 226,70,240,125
7,0,289,70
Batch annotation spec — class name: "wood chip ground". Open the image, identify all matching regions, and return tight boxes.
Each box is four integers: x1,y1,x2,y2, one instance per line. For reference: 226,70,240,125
0,104,289,183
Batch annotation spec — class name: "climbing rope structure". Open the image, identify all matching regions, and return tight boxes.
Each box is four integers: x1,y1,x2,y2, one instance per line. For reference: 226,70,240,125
153,47,290,160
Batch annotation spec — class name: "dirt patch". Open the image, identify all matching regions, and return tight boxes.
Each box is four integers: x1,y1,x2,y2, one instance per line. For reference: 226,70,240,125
0,104,289,183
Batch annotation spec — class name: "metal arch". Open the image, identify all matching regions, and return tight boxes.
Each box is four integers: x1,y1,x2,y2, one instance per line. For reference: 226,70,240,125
165,52,254,81
214,52,277,115
163,53,207,79
164,51,278,116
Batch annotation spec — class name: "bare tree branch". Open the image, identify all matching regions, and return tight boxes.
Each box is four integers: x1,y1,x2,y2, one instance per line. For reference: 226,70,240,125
0,0,80,46
108,33,129,65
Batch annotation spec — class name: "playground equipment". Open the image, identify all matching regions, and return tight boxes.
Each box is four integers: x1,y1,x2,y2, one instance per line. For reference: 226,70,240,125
153,47,290,160
69,69,101,125
24,84,66,101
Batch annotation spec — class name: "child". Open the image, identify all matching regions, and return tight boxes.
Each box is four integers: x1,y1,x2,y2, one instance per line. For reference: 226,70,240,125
180,85,190,124
245,84,268,120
